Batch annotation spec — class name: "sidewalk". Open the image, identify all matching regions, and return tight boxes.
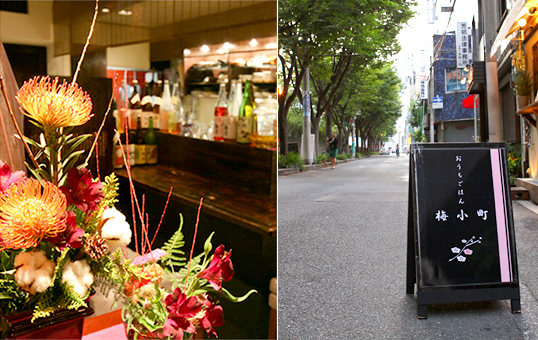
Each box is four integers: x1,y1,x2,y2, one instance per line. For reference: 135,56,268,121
278,155,368,176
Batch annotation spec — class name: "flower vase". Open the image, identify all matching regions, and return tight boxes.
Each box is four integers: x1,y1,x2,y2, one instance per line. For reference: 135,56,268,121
2,305,94,339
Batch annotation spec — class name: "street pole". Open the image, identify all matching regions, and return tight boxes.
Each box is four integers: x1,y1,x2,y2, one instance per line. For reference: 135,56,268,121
302,67,312,165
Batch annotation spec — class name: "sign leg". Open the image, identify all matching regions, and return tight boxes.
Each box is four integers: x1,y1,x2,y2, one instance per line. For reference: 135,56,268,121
406,177,415,294
417,305,428,319
511,299,521,314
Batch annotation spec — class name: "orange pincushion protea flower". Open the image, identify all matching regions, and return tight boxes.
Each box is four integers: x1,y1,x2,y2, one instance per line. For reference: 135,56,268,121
15,76,93,129
0,178,67,249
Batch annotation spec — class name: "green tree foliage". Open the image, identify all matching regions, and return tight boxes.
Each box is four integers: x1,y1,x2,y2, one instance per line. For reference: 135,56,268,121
278,0,416,155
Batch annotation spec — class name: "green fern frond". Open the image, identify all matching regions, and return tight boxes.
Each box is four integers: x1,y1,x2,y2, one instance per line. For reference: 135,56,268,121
160,215,187,270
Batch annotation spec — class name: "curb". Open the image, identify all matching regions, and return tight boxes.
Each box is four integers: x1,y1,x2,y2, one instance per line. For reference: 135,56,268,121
278,155,373,177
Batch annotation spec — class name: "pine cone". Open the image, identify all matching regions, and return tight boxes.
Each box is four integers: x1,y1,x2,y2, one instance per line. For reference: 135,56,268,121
85,234,109,259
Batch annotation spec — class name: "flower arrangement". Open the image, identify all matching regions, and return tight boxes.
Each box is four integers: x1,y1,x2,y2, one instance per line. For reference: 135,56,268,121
0,2,255,338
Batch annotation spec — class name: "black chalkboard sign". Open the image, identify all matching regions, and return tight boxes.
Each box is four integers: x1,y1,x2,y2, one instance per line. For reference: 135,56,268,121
406,143,520,319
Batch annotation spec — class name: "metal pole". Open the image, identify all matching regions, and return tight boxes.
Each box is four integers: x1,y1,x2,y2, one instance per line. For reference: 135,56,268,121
302,67,312,165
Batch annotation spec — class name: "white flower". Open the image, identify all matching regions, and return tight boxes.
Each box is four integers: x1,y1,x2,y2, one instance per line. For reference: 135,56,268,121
457,255,466,262
451,247,461,254
62,259,93,297
100,207,132,251
14,250,55,295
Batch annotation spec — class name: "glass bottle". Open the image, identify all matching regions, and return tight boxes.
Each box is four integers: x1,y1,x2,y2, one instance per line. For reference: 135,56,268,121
128,124,137,167
135,116,146,166
160,79,172,133
113,118,124,169
224,80,238,142
145,116,158,165
237,80,253,144
153,79,162,130
213,82,228,141
128,79,141,132
141,81,152,129
170,82,184,134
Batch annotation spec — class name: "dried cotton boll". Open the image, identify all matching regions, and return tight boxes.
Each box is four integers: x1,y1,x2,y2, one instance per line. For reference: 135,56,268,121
14,251,55,294
138,284,157,301
101,217,132,251
61,260,94,297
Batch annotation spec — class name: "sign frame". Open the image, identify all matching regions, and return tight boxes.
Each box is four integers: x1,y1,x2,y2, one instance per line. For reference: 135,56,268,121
406,142,521,319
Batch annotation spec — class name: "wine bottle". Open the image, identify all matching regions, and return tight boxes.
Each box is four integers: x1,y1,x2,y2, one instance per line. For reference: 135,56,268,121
135,116,147,166
237,80,253,144
214,82,228,141
145,116,158,165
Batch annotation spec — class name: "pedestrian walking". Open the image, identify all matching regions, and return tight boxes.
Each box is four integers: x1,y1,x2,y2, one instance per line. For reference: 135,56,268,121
396,143,400,158
327,132,338,169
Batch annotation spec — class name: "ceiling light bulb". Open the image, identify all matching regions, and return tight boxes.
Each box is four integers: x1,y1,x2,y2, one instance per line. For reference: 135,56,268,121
201,45,210,53
183,49,191,56
223,42,231,50
102,8,110,13
519,18,527,27
249,39,258,47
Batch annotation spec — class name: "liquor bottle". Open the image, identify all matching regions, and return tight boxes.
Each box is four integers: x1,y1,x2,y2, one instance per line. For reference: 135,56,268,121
126,126,136,166
170,82,184,134
153,80,162,130
214,82,228,141
113,118,124,169
160,80,172,133
141,81,152,129
237,80,253,144
145,116,158,165
135,116,146,166
117,79,127,133
128,79,141,132
225,80,242,142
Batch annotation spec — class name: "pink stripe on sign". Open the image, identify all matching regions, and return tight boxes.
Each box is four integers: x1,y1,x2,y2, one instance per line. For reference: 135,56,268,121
490,149,511,282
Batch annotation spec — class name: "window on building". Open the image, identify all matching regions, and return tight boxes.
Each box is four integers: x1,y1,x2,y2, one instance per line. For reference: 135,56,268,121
445,68,469,94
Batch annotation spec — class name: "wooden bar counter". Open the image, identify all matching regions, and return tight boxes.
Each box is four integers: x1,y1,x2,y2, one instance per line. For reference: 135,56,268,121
113,133,277,339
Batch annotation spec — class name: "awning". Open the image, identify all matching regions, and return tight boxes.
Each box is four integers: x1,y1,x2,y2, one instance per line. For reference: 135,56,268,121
490,0,538,58
462,95,478,109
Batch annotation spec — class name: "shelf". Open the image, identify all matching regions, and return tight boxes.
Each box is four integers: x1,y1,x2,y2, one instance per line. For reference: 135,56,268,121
515,101,538,127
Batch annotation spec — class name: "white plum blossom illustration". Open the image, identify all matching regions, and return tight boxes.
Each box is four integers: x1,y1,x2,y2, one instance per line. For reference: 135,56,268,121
449,236,482,262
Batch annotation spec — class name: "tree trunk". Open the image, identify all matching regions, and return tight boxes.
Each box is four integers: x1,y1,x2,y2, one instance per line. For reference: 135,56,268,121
278,105,288,155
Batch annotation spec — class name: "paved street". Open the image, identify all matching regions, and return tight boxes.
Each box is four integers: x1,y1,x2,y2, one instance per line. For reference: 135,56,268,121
278,154,538,339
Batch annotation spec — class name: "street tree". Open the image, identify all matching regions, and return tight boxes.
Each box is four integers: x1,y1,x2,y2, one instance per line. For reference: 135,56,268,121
279,0,416,155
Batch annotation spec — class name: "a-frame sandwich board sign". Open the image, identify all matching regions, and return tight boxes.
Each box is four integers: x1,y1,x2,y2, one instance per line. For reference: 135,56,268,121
406,143,520,319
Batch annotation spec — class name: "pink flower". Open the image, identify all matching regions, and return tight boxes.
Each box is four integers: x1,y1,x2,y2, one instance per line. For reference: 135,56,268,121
60,167,103,213
163,288,201,338
197,244,234,291
463,249,473,255
132,249,167,266
44,211,84,250
0,160,25,192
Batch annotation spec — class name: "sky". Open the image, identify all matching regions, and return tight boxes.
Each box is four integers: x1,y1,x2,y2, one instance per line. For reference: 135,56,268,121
391,0,479,143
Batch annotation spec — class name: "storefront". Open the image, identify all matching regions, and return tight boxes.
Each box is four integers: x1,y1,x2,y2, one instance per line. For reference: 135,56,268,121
0,1,276,338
